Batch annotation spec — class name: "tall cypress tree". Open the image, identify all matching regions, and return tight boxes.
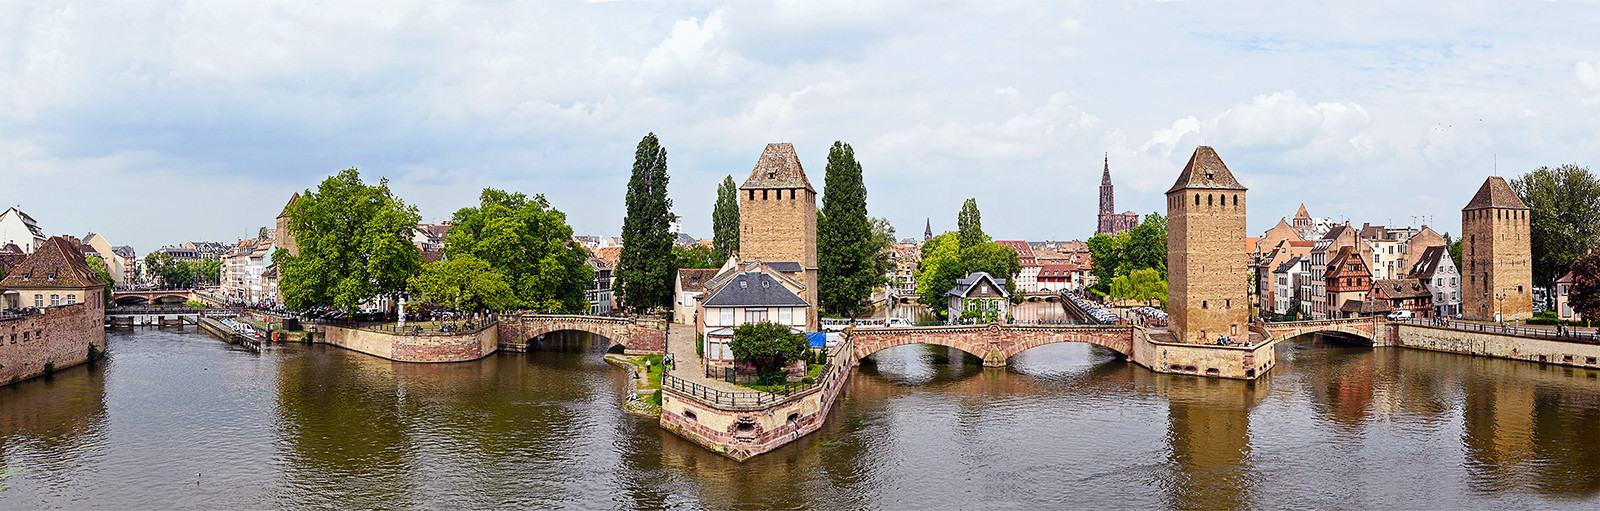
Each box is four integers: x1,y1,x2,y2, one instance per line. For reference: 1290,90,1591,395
957,198,985,249
617,133,676,314
712,175,739,263
817,141,877,317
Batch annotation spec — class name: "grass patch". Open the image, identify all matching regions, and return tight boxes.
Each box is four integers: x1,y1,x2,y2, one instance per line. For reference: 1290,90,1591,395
734,364,824,393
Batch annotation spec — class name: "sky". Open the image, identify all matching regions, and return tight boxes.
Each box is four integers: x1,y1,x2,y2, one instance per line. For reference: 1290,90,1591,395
3,2,1598,253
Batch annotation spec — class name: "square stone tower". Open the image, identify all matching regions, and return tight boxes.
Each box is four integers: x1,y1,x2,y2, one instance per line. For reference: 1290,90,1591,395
739,143,818,330
1165,147,1249,344
1461,176,1532,321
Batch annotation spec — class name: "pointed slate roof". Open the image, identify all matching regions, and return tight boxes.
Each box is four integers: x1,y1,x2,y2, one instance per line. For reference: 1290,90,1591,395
1295,203,1310,219
1101,155,1112,186
1167,146,1247,193
1463,176,1528,211
740,143,815,192
278,192,301,218
1407,245,1451,279
0,236,104,289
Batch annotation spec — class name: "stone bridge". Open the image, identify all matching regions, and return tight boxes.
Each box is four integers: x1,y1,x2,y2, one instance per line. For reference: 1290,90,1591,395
1251,317,1384,345
111,289,200,306
496,313,667,355
849,323,1134,367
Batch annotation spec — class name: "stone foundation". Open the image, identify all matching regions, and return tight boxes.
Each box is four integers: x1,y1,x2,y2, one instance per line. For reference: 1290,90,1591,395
1,304,105,386
659,341,852,461
319,324,497,363
1393,323,1600,369
1130,326,1277,379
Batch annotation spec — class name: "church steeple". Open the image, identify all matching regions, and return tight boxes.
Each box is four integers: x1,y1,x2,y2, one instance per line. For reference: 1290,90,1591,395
1099,154,1114,216
924,218,933,242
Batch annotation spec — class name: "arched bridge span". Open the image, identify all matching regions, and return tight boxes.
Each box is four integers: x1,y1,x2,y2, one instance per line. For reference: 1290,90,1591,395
496,313,667,354
849,324,1134,367
1251,318,1383,345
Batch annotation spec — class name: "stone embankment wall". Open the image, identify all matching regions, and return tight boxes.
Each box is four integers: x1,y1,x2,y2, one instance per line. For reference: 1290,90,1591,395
319,325,497,363
1393,323,1600,370
0,304,104,385
1131,326,1276,379
660,340,853,461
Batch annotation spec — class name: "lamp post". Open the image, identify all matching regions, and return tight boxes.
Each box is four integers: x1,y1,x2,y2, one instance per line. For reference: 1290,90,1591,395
1495,291,1507,323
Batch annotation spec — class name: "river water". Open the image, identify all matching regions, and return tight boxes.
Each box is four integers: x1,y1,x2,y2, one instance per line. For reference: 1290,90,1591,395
2,327,1598,509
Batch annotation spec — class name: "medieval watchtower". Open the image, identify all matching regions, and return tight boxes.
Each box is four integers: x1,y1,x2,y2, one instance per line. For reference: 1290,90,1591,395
1461,176,1531,321
1166,146,1249,344
739,143,819,329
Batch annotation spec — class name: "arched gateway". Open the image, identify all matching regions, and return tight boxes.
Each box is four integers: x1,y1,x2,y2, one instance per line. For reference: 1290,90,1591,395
496,313,667,354
849,324,1134,367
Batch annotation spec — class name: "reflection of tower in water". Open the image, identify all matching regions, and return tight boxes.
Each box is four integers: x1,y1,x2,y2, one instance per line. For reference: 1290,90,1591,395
1138,371,1268,511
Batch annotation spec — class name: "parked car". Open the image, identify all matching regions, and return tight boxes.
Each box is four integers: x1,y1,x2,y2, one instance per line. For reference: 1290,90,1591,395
1386,310,1414,321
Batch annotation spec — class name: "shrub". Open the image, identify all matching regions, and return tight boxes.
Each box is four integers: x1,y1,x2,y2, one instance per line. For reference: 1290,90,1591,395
730,321,808,377
43,362,56,375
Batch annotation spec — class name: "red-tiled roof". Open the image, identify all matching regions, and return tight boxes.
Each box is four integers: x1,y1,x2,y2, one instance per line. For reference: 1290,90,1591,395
0,236,104,289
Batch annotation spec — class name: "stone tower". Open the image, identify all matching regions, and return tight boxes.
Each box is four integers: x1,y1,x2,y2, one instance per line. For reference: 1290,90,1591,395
1461,176,1531,321
1099,154,1115,219
1166,146,1249,344
739,143,818,329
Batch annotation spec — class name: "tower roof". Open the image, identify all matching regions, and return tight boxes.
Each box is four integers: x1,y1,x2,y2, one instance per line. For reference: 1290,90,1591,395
1295,203,1309,219
1166,146,1247,194
740,143,815,192
1101,154,1112,186
1462,176,1527,210
278,192,300,219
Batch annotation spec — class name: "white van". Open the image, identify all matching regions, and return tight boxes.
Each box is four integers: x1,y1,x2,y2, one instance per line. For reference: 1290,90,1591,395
1386,310,1414,321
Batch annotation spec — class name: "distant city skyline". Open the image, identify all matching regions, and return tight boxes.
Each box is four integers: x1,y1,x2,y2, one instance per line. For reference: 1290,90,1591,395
3,2,1597,252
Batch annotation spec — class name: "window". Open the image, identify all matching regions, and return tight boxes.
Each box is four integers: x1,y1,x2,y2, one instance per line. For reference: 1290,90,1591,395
34,295,42,307
745,308,768,323
50,295,60,306
1195,194,1200,206
67,295,75,305
1202,300,1208,309
762,189,768,200
779,307,793,325
1233,195,1238,206
1225,299,1231,309
1208,194,1213,206
749,189,755,201
719,308,734,326
790,189,796,200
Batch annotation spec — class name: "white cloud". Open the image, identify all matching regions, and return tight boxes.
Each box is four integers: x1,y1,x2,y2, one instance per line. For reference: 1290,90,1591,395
635,10,738,86
1579,60,1600,106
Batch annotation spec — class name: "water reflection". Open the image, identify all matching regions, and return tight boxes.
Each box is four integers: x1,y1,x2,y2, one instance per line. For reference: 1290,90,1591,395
1,328,1599,508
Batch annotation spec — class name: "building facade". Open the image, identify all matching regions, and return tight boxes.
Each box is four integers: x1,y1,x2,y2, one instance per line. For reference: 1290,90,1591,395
0,207,46,254
1165,146,1249,344
1461,176,1533,321
946,272,1010,324
1407,245,1461,318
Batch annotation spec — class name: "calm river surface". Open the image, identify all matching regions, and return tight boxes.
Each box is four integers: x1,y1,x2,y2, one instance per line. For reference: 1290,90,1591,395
2,327,1599,509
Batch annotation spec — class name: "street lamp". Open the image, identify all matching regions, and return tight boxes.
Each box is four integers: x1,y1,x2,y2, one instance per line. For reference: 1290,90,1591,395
1495,291,1507,323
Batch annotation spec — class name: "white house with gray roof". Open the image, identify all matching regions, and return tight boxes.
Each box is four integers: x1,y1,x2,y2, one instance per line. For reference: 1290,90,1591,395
946,272,1009,324
697,270,811,372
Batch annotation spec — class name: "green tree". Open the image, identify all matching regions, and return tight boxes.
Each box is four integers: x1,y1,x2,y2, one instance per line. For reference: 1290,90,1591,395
1568,249,1600,321
258,226,269,240
868,217,898,286
712,175,740,263
408,254,516,313
85,255,115,305
914,230,1022,317
817,141,882,317
1124,213,1167,281
616,133,676,314
144,251,195,288
1510,164,1600,289
1086,233,1125,293
441,188,594,312
957,198,985,250
729,321,809,377
191,258,221,286
673,243,720,270
274,168,423,314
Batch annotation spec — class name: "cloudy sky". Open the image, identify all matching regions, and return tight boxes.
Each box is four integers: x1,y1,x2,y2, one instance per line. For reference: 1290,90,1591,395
4,2,1598,253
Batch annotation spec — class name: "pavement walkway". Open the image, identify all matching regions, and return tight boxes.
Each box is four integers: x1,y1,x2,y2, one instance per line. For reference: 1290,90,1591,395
664,322,751,393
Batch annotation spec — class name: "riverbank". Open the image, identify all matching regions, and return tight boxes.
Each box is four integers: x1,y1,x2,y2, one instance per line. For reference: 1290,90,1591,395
604,353,663,417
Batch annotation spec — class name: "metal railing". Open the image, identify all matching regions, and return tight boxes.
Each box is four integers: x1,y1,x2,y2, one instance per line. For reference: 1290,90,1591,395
315,316,500,336
1393,317,1600,345
665,341,853,409
0,308,43,321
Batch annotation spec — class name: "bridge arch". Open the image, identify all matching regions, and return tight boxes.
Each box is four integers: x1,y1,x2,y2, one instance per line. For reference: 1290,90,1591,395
849,324,1133,367
114,295,150,306
497,313,667,355
1254,319,1381,346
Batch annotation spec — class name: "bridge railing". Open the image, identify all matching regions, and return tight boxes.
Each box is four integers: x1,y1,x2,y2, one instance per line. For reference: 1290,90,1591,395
665,337,854,409
1393,317,1600,345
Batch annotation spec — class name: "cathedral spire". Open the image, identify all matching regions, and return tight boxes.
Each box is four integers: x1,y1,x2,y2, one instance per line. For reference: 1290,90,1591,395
924,218,933,242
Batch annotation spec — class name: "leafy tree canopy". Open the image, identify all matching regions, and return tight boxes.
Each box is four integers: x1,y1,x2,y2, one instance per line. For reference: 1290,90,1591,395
440,188,594,313
1568,249,1600,321
1110,268,1167,305
817,141,884,317
915,230,1022,317
275,168,423,314
957,198,986,249
144,251,197,288
730,321,809,376
1510,164,1600,288
673,243,720,270
712,175,740,262
616,133,677,314
85,255,115,304
408,254,516,313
